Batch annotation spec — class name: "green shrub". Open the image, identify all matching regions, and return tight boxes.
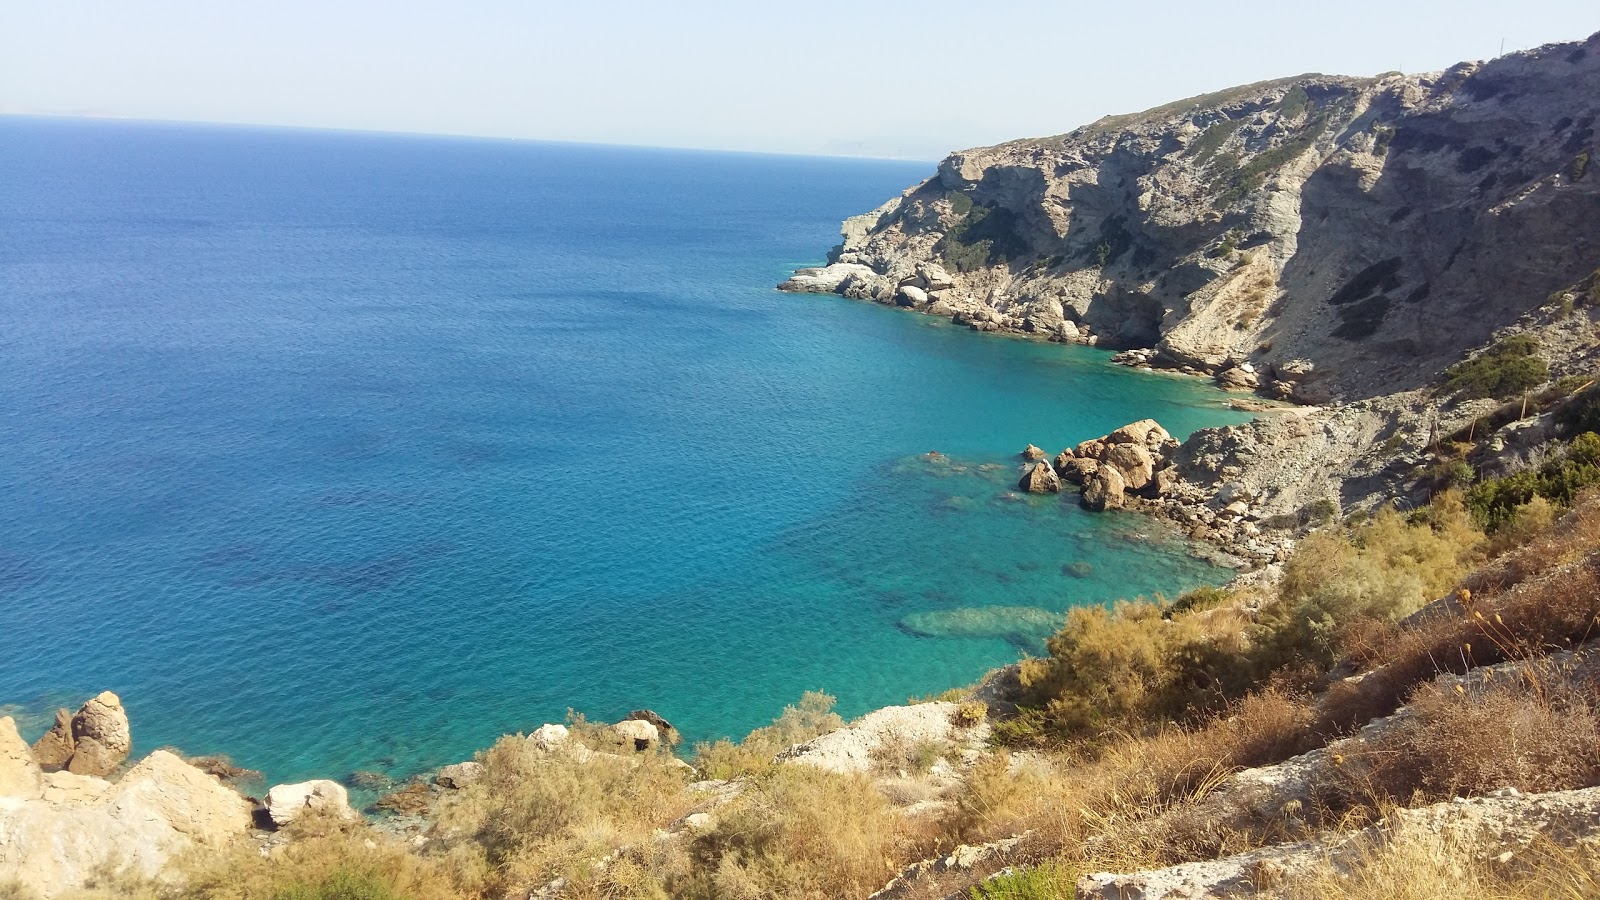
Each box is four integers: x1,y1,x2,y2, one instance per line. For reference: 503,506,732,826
1251,499,1483,673
1467,433,1600,529
1187,118,1243,165
934,204,1030,273
1164,585,1232,618
1444,335,1548,400
970,862,1077,899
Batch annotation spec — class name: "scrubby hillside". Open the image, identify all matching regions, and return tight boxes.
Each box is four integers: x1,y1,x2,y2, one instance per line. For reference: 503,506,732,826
785,32,1600,405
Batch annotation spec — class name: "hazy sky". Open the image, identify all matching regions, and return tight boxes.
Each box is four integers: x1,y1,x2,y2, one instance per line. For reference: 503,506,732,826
4,1,1596,159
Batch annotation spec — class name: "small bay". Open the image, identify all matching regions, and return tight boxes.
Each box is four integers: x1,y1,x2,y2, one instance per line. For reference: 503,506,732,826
0,118,1252,783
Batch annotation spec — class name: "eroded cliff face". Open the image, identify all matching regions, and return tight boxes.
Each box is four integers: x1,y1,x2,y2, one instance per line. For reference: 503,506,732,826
787,32,1600,403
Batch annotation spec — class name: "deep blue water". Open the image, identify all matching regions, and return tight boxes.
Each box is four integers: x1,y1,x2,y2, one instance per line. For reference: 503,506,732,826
0,117,1252,785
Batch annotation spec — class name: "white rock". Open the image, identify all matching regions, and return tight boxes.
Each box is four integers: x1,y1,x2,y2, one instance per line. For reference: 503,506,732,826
263,779,355,828
528,723,569,749
612,719,660,751
0,750,251,898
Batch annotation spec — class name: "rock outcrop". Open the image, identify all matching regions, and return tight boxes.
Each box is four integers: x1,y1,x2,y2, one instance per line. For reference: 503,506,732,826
781,32,1600,403
1,717,42,799
0,747,252,897
29,692,132,778
776,702,989,775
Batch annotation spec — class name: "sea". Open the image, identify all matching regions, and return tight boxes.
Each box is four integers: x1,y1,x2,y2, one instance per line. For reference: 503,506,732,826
0,117,1253,787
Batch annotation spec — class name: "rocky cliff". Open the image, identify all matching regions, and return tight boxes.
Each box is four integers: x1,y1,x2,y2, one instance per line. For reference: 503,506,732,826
784,32,1600,404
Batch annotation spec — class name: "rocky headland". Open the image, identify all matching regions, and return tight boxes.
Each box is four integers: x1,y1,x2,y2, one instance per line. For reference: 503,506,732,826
782,30,1600,558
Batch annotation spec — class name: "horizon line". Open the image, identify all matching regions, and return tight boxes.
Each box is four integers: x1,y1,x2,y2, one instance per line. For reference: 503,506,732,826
0,111,947,165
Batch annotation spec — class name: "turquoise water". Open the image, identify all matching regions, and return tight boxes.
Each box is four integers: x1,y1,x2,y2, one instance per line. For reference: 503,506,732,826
0,117,1252,784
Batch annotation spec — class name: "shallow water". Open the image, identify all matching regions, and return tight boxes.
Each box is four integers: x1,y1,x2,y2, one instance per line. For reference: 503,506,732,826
0,118,1252,783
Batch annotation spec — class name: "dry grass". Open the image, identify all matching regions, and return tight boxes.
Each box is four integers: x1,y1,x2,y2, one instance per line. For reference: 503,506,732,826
693,691,843,780
1321,662,1600,813
431,725,697,897
686,764,939,900
1284,829,1600,899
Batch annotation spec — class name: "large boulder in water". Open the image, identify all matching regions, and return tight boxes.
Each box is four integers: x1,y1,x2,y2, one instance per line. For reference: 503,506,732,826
31,693,132,778
1104,419,1172,448
1018,461,1062,494
1101,443,1155,491
626,710,680,746
30,710,75,772
1055,454,1100,485
67,693,131,778
1021,444,1047,462
1082,467,1127,511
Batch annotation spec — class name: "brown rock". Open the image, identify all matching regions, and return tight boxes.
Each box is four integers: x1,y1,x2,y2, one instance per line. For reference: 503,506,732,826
1018,461,1062,494
1104,419,1165,445
1021,444,1047,462
626,710,680,746
1055,456,1101,485
1147,468,1183,498
1081,467,1127,511
66,692,131,778
1073,438,1107,460
1101,443,1155,490
31,710,74,771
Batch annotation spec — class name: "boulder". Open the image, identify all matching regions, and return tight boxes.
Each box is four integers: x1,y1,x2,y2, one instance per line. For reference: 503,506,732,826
529,723,569,749
1215,366,1260,391
1,716,41,799
1081,467,1127,511
1056,456,1100,485
611,719,659,752
30,710,74,771
895,285,929,307
434,762,483,790
263,779,355,828
626,710,680,746
1021,444,1047,461
1073,438,1107,460
1018,461,1062,494
1101,443,1155,491
0,750,251,897
917,262,955,291
1058,321,1081,341
1105,419,1173,449
59,693,131,778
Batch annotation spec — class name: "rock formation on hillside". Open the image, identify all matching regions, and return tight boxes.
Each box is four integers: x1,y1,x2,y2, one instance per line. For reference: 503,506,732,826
29,692,132,778
1,715,252,898
783,31,1600,404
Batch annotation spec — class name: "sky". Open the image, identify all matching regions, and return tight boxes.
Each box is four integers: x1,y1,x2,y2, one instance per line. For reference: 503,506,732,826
3,1,1597,160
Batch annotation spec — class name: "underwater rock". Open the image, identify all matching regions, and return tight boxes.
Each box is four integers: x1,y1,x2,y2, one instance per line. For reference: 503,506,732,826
898,606,1064,649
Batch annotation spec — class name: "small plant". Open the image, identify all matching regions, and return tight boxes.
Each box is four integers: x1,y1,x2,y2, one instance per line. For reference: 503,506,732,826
970,862,1077,899
953,700,989,728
